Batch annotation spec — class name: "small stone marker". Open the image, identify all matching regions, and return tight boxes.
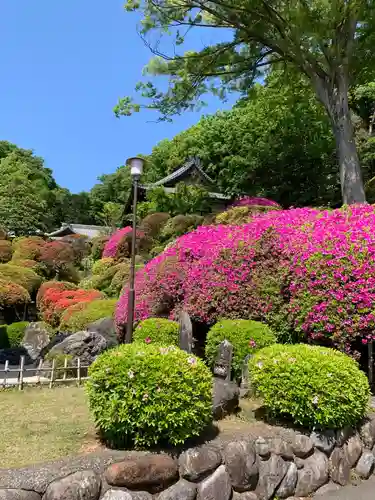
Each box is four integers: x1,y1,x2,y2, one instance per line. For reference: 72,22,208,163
240,354,251,394
179,310,193,353
213,340,233,381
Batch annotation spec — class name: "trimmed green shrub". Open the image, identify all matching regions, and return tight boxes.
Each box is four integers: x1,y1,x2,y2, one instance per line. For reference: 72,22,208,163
134,318,180,346
86,343,212,448
60,298,117,331
108,261,144,297
0,240,12,263
91,235,109,261
6,321,29,347
0,279,30,309
140,212,170,238
205,319,276,380
92,258,115,276
250,344,370,429
160,214,203,241
0,264,42,293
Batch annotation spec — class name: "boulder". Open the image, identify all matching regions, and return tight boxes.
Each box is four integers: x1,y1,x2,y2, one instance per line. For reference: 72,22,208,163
0,491,41,500
197,465,231,500
360,415,375,449
290,434,314,458
355,450,375,479
276,462,298,499
310,430,336,456
179,445,222,482
232,493,259,500
21,322,51,362
344,434,362,467
86,318,118,347
157,480,197,500
254,438,270,460
105,455,178,493
223,440,258,492
314,482,341,496
269,438,294,460
295,450,328,496
38,333,70,360
101,492,132,500
42,470,101,500
336,427,353,447
329,447,351,485
212,378,239,420
46,331,111,366
255,455,288,500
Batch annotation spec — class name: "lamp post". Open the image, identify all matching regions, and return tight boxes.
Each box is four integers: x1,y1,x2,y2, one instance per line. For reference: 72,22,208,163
125,156,145,344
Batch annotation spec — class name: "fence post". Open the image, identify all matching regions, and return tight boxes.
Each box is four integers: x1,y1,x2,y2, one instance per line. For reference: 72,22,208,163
18,355,25,391
3,360,8,388
49,359,56,389
36,359,43,384
77,357,81,386
63,356,68,380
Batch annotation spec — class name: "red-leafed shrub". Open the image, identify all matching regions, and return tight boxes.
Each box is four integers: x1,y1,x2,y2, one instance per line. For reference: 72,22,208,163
37,280,78,310
41,288,104,327
103,227,131,258
12,236,45,260
0,240,12,263
0,279,30,308
37,241,75,278
115,205,375,359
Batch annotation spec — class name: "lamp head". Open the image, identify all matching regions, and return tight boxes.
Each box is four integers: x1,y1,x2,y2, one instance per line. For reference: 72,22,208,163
127,157,145,178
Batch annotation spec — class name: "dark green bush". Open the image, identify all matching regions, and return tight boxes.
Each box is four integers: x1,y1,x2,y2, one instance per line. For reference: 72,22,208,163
205,319,276,380
133,318,180,346
140,212,170,238
6,321,29,347
250,344,370,429
160,214,203,241
86,343,212,448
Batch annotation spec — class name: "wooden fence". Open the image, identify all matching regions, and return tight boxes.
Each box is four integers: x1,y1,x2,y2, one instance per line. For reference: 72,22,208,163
1,355,90,390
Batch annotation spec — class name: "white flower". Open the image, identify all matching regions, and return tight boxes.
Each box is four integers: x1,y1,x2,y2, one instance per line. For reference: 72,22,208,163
312,396,319,406
128,370,134,379
257,361,263,369
187,356,197,366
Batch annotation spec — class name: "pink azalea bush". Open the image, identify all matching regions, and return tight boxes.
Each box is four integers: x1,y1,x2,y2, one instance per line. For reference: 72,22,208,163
116,205,375,357
102,227,131,258
231,196,281,208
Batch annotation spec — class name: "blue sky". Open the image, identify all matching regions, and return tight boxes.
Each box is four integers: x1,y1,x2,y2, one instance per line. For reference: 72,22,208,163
0,0,236,193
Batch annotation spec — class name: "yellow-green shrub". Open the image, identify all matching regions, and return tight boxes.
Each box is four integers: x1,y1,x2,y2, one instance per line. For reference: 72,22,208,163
134,318,179,346
60,298,117,332
0,264,42,293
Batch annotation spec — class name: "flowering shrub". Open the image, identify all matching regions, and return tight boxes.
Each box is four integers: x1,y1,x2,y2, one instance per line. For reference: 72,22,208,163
0,264,42,293
231,196,281,208
205,319,276,380
103,227,131,258
250,344,369,429
133,318,179,346
36,281,78,309
12,236,45,260
91,235,109,261
116,205,375,356
86,343,212,448
0,240,12,263
60,298,117,332
0,279,30,308
37,241,75,278
41,288,104,326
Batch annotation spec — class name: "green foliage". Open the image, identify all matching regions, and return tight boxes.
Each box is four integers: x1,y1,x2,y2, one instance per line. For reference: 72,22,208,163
86,343,212,448
0,240,12,263
45,352,75,379
134,318,179,346
250,344,370,429
98,202,123,229
6,322,29,348
206,319,276,380
215,205,279,225
140,212,170,238
92,258,115,276
90,235,109,261
60,298,117,332
0,264,42,293
161,214,203,241
146,183,212,216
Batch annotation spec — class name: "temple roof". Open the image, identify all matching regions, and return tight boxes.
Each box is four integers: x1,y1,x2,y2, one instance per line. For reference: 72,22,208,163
47,223,107,239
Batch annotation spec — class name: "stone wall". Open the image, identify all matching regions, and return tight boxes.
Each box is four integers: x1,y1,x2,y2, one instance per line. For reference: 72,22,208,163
2,416,375,500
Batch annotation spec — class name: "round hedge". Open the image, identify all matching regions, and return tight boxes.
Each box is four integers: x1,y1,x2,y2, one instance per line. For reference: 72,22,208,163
205,319,276,380
91,235,110,261
250,344,370,429
0,264,42,294
134,318,180,346
92,258,115,276
12,236,45,260
6,321,29,348
36,281,78,310
60,298,117,331
0,240,12,263
0,279,30,308
86,343,212,448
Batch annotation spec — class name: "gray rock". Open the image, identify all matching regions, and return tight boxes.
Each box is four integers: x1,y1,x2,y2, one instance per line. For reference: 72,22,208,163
232,493,259,500
291,434,314,458
255,455,288,500
127,493,152,500
0,491,41,500
314,482,341,496
101,491,132,500
46,330,111,366
344,434,362,467
294,457,305,470
212,378,239,420
269,438,294,460
336,427,353,447
360,415,375,448
179,445,222,482
310,430,336,455
197,465,231,500
276,462,298,499
158,479,196,500
295,450,328,496
223,440,258,492
42,470,101,500
254,438,270,460
21,322,51,361
329,447,351,485
86,318,118,347
355,450,375,479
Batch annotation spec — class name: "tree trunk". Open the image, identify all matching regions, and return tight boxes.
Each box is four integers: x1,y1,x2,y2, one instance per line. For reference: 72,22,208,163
313,73,366,205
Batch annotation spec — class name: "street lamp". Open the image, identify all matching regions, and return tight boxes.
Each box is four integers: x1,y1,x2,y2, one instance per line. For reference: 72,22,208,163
125,156,145,343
